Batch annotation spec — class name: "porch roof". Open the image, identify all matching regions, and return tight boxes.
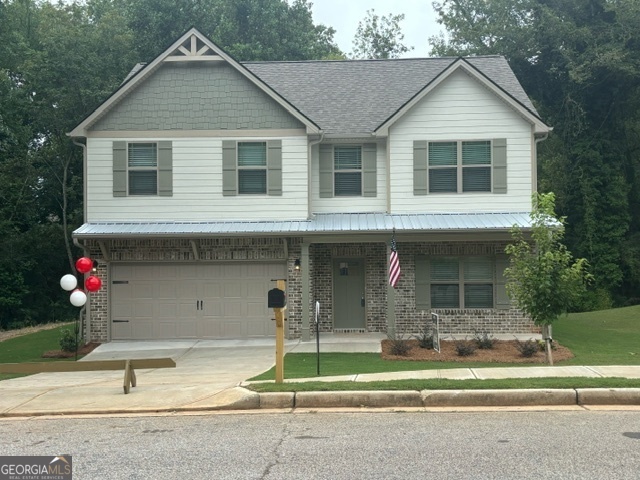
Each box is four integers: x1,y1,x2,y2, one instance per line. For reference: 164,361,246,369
73,212,532,239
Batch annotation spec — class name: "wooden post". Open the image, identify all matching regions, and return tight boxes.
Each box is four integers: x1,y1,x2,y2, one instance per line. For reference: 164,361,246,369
274,279,286,384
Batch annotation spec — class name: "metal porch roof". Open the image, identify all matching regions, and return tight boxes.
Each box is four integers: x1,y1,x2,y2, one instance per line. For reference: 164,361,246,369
73,212,532,238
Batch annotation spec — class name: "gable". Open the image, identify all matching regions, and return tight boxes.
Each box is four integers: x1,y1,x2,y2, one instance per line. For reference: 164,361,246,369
90,63,305,131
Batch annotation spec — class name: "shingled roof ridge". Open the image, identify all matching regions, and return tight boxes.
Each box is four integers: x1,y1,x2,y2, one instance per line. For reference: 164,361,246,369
241,54,505,65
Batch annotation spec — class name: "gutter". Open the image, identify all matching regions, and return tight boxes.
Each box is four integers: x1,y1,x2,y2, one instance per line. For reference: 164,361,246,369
533,132,550,193
71,137,87,222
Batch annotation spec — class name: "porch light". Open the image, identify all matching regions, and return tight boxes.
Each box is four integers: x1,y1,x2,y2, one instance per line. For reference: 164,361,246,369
294,259,301,271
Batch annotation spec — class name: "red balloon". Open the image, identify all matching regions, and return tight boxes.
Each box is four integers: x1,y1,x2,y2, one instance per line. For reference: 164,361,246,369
75,257,93,274
85,275,102,292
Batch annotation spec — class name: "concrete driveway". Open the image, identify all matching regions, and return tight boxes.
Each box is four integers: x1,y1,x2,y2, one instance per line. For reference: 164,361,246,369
0,334,384,416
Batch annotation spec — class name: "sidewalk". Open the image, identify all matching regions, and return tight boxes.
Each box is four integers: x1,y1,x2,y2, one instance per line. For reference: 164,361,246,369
0,335,639,417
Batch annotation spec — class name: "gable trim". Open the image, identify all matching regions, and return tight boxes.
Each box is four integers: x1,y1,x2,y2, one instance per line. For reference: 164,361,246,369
374,58,551,136
68,28,320,137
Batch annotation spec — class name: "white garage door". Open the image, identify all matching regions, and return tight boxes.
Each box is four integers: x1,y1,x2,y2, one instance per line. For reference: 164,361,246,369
110,263,285,340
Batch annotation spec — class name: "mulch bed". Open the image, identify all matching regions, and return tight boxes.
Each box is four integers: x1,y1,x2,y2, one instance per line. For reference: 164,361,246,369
41,342,101,359
381,339,574,364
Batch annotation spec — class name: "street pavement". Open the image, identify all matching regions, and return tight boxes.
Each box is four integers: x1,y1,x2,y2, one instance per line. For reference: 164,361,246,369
1,334,639,416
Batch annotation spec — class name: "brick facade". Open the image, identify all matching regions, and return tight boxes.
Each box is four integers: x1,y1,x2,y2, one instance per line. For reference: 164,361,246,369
84,237,537,343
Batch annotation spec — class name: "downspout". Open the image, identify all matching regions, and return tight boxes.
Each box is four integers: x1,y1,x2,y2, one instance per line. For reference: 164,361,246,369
533,132,549,194
307,131,324,219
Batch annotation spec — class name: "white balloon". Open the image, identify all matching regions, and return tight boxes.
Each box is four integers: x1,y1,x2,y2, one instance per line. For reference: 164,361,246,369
60,274,78,291
70,289,87,307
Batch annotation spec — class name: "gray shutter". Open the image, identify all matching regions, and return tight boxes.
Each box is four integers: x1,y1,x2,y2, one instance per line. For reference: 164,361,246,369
492,138,507,194
362,143,377,197
319,144,333,198
495,254,511,309
222,140,237,196
415,255,431,310
113,141,127,197
157,141,173,196
267,140,282,196
413,141,428,195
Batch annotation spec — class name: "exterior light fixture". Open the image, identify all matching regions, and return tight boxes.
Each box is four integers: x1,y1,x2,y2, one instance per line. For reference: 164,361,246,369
294,259,301,271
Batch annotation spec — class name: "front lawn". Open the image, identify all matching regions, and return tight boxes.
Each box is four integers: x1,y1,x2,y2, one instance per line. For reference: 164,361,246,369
0,323,77,380
251,305,640,382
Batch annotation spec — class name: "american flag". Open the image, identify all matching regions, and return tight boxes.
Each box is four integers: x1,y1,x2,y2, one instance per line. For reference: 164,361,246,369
389,232,401,288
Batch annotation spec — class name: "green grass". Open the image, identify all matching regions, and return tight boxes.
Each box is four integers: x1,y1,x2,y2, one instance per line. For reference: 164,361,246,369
0,323,77,380
251,305,640,382
249,377,640,393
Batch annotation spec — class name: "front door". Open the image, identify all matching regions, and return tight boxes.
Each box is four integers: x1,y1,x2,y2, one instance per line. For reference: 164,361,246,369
333,258,366,330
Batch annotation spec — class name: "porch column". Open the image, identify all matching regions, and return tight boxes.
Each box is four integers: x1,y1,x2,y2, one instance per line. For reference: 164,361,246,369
301,242,311,341
386,242,396,336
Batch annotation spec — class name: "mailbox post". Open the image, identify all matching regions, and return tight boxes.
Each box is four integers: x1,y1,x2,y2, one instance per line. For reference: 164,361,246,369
268,280,287,383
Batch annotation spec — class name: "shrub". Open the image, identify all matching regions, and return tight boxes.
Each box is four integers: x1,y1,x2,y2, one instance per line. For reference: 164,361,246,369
59,328,80,352
454,340,476,357
413,324,433,349
387,332,411,356
473,331,495,350
515,338,538,358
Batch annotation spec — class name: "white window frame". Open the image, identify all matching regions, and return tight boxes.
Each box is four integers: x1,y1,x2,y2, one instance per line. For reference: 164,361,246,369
127,142,158,196
333,145,363,197
428,140,492,194
429,256,494,309
237,141,267,195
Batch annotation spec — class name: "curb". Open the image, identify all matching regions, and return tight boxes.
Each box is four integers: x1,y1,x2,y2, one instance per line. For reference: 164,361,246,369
256,388,640,409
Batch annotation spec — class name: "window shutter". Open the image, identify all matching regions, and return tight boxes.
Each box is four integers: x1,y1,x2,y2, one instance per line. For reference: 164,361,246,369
492,138,507,194
113,141,127,197
415,255,431,310
267,140,282,196
222,140,237,196
413,141,428,195
495,254,511,309
157,141,173,196
362,143,377,197
319,144,333,198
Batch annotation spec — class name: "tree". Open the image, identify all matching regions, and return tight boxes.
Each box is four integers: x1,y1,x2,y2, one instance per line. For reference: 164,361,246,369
351,9,413,59
505,193,592,364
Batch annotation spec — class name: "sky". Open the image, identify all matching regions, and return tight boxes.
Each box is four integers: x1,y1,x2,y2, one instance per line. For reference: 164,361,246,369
309,0,443,58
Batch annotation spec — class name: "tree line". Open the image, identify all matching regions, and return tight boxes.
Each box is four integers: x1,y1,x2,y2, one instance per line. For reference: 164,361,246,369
0,0,637,328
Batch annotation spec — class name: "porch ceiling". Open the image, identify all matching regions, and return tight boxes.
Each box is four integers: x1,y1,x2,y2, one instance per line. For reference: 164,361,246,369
73,212,532,239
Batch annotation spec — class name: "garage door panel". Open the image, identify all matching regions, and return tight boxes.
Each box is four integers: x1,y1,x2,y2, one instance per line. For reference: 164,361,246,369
111,262,284,340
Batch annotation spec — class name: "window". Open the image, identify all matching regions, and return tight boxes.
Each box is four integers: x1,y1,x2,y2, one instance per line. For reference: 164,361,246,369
429,257,494,308
334,146,362,196
128,143,157,195
238,142,267,194
428,140,491,193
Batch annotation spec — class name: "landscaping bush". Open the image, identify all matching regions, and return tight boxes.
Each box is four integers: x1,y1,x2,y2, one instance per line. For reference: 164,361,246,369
59,328,81,352
454,340,476,357
473,331,495,350
515,339,538,358
413,324,434,349
387,333,411,356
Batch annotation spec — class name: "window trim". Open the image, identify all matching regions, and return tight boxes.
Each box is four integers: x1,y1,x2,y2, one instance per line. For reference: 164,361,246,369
237,141,268,195
428,140,492,194
127,142,158,196
333,145,363,197
425,256,495,309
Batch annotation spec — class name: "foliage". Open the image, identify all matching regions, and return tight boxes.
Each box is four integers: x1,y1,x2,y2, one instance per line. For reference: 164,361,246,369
454,340,476,357
473,331,495,350
351,9,413,59
387,332,411,356
59,328,80,352
413,323,434,349
514,339,539,358
505,193,592,326
430,0,640,307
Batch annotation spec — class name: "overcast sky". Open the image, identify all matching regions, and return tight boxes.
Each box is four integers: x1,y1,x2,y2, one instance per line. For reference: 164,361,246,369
309,0,443,58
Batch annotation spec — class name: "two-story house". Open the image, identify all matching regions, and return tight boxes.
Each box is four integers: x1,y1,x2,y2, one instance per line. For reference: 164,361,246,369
69,28,550,343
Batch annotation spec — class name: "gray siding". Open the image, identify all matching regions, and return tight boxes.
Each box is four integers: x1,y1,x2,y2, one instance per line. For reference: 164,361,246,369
91,63,304,131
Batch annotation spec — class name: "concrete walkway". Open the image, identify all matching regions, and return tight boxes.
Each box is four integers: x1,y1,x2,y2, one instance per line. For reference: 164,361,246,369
1,334,639,416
